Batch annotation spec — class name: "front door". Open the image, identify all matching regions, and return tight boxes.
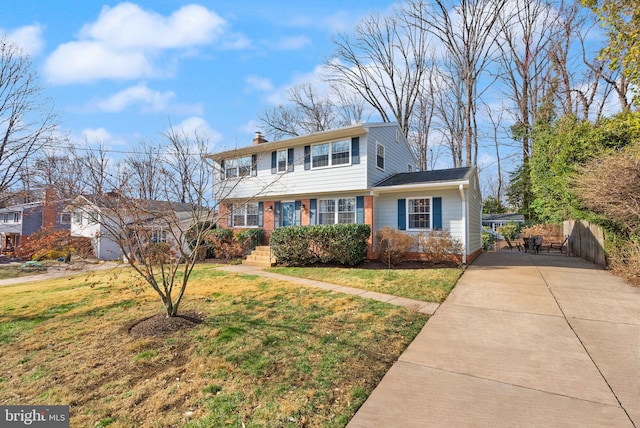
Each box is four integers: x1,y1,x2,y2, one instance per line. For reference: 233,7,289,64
281,202,295,227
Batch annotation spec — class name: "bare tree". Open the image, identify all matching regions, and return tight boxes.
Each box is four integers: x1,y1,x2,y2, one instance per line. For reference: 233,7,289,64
75,139,112,196
0,37,58,206
31,148,85,200
123,141,163,200
409,0,506,166
434,65,466,168
408,65,439,170
325,5,432,138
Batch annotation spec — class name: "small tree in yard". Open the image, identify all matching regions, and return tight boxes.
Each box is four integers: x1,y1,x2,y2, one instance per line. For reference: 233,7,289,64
69,129,279,317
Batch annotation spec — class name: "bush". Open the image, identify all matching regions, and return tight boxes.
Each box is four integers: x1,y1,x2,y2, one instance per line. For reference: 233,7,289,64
235,228,265,252
204,228,266,260
270,224,370,266
375,227,415,265
15,230,94,261
417,230,462,264
482,229,495,251
497,222,521,240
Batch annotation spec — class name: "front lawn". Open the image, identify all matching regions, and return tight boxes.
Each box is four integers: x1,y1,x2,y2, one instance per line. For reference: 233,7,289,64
266,266,463,302
0,264,427,427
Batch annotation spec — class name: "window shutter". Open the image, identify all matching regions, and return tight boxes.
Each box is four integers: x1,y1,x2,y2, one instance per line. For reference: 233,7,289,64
274,202,281,227
287,148,294,172
295,200,301,225
251,154,258,177
226,203,233,228
351,137,360,164
304,145,311,170
309,199,316,225
356,196,364,224
433,197,442,230
220,160,226,180
258,202,264,227
397,199,406,230
271,151,277,174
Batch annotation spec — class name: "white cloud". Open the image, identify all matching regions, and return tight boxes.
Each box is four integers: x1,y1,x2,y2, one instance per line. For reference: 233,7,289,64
82,127,112,143
245,75,274,93
79,3,224,50
96,83,175,112
171,116,223,144
275,36,311,50
1,24,45,56
44,3,245,85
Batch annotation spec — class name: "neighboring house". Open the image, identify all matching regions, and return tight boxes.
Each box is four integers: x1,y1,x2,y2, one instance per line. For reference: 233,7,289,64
482,213,525,238
67,195,197,261
209,123,483,263
0,189,70,255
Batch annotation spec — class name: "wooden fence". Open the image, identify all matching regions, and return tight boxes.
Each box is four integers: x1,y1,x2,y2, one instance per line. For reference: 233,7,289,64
564,220,607,267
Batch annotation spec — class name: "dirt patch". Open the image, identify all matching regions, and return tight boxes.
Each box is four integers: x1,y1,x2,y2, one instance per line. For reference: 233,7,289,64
128,311,206,337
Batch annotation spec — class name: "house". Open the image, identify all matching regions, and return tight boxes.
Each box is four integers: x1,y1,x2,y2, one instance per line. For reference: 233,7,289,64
482,213,525,238
209,123,483,264
0,189,70,255
67,194,197,261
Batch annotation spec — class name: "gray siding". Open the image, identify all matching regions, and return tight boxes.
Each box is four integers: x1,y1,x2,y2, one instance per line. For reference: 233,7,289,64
22,206,43,236
466,172,482,254
375,189,465,251
366,125,416,187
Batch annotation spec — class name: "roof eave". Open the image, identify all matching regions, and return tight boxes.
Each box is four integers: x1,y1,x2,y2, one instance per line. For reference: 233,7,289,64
374,179,470,193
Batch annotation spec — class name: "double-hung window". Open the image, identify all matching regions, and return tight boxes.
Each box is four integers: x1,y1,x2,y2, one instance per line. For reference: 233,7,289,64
151,229,167,243
311,140,350,168
277,149,288,172
232,203,259,227
318,198,356,224
226,156,252,179
408,198,431,229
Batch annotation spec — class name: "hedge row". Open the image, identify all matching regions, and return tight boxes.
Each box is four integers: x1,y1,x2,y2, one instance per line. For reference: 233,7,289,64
270,224,370,266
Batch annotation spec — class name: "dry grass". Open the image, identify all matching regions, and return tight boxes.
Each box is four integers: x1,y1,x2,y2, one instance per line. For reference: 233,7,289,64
0,264,427,427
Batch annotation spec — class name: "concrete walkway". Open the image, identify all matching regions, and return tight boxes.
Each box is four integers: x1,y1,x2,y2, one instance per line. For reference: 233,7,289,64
348,251,640,427
217,264,441,315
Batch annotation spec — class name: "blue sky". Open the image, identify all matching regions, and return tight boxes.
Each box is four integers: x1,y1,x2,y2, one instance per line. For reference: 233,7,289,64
1,1,396,154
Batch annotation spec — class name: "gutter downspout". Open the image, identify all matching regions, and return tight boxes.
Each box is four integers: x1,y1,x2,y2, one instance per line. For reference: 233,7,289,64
459,184,467,265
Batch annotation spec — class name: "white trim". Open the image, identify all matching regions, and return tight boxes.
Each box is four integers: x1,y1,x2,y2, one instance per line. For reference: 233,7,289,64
406,197,433,231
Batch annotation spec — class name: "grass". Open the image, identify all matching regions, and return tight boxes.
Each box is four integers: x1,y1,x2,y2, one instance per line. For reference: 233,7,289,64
0,263,53,280
0,263,433,427
266,266,463,302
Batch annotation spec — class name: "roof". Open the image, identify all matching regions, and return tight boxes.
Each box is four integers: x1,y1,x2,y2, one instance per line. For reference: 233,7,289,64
67,195,194,214
208,122,400,162
374,167,473,188
482,213,525,222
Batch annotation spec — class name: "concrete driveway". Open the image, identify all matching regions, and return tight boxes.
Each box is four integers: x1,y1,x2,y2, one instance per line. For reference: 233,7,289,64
348,251,639,427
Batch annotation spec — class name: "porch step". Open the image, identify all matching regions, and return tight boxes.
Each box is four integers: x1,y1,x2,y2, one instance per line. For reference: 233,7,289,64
243,245,277,267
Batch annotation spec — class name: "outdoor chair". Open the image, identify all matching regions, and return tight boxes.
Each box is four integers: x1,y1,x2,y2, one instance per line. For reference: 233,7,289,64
546,236,569,253
504,236,521,251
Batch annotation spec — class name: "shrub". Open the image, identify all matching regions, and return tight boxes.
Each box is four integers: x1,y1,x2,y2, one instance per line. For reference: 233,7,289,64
15,230,94,261
235,228,265,252
270,224,370,266
375,227,415,265
204,229,265,260
144,242,174,265
482,229,495,251
417,230,462,264
497,222,521,240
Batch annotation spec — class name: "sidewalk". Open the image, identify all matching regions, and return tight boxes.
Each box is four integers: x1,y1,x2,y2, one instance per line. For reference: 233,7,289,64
0,262,121,286
348,251,639,427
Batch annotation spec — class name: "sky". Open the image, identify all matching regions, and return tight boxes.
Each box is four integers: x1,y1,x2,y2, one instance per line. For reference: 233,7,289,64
1,0,397,155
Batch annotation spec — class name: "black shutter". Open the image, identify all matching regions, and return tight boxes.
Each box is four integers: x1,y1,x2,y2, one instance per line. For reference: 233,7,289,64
397,199,406,230
220,160,226,180
351,137,360,164
304,145,311,170
271,151,277,174
287,148,294,172
251,154,257,177
356,196,364,224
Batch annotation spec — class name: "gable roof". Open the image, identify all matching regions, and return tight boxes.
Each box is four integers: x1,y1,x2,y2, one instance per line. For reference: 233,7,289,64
374,167,473,188
66,195,194,214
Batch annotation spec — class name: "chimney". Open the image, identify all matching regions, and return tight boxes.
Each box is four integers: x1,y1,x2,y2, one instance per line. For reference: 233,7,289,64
42,187,57,230
253,131,268,145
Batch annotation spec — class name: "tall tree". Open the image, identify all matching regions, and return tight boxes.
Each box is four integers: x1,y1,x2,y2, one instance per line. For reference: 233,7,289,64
124,141,163,200
326,5,432,138
0,37,58,206
409,0,506,166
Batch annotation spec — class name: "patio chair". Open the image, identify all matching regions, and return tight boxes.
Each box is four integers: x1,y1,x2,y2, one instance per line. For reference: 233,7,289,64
504,236,521,251
547,236,569,253
532,236,543,254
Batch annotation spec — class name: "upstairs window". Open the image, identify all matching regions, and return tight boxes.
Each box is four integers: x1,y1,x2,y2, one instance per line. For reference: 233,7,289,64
376,143,385,170
226,156,253,179
277,149,288,173
311,140,351,169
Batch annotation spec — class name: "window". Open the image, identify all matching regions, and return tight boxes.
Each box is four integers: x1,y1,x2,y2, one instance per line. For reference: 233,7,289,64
277,149,288,173
226,156,252,179
376,143,385,170
60,213,71,224
318,198,355,224
151,229,167,243
88,211,99,224
311,140,351,168
1,213,8,223
74,212,83,225
408,198,431,229
408,164,413,172
232,203,259,227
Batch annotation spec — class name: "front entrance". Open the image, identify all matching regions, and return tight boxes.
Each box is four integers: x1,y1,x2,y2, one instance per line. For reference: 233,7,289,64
281,202,295,227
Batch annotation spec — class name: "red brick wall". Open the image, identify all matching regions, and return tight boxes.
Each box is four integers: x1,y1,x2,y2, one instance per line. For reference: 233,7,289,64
42,188,57,230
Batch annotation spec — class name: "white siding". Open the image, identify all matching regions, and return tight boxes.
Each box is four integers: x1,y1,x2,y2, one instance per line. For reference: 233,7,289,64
374,189,465,251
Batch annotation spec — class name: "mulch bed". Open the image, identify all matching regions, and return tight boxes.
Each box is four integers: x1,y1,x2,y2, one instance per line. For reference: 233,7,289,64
128,311,206,338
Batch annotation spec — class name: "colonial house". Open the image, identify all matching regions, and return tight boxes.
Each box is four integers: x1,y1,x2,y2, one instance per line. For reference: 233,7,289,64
209,123,483,264
0,189,70,255
67,195,196,261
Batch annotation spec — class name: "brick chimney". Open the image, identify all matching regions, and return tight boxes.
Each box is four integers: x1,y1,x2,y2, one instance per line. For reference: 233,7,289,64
253,131,268,145
42,187,57,230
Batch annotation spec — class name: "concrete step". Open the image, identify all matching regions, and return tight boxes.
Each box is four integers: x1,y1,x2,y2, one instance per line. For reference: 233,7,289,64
242,246,276,267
